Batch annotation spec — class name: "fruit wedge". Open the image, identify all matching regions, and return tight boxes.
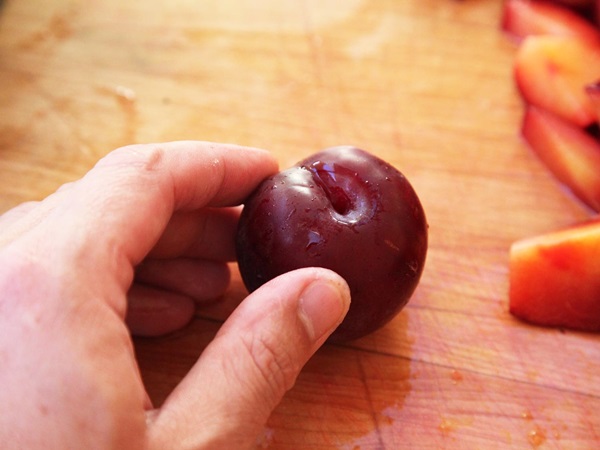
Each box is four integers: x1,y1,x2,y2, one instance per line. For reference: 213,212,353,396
502,0,600,42
515,35,600,127
586,79,600,122
522,106,600,211
510,219,600,332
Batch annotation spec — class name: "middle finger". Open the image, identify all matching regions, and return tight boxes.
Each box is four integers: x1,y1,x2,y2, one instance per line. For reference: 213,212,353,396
148,206,242,261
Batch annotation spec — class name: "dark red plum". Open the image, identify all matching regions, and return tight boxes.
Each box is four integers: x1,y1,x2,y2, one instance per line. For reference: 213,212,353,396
235,146,428,342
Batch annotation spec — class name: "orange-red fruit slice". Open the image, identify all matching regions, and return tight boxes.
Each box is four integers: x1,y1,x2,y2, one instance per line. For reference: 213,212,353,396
586,79,600,122
502,0,600,42
522,106,600,211
509,219,600,332
515,35,600,127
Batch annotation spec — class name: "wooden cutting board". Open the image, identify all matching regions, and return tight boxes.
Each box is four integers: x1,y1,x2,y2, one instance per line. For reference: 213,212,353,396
1,0,599,447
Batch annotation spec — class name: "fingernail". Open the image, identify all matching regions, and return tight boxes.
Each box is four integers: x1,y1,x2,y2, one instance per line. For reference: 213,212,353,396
298,278,350,342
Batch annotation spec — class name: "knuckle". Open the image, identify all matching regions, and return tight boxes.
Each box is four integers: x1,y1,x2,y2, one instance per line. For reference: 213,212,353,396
96,144,166,175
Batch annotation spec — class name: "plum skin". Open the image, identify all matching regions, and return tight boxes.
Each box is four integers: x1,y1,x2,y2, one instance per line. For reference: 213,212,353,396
235,146,428,342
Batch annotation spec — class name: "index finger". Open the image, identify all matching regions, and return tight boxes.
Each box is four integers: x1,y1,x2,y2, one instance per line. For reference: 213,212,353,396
79,141,278,262
94,141,277,210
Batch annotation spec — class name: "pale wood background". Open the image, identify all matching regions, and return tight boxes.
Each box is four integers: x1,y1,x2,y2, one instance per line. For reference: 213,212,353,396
1,0,599,448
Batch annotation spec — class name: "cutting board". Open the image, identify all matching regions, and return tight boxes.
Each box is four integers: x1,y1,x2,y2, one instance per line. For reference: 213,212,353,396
1,0,599,448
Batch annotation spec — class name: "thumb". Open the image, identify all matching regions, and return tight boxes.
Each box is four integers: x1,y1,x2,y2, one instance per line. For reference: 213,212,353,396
147,267,350,450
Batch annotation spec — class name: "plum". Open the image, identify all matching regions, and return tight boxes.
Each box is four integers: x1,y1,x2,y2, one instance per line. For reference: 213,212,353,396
235,146,428,342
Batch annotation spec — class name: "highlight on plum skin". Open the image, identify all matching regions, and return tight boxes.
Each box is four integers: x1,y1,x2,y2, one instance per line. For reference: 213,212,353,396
235,146,428,342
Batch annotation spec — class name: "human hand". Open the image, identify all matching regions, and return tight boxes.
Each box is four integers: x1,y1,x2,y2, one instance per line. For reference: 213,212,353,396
0,142,350,449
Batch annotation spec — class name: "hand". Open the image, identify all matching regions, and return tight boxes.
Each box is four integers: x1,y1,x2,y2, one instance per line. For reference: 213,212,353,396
0,141,350,449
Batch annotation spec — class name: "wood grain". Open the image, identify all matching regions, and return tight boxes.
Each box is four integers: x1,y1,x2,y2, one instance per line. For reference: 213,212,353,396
1,0,599,448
